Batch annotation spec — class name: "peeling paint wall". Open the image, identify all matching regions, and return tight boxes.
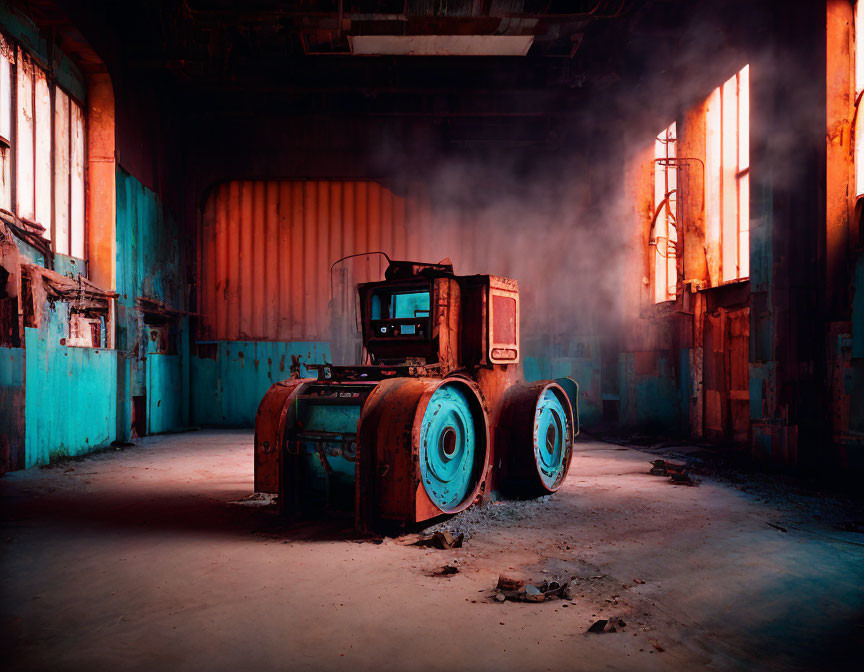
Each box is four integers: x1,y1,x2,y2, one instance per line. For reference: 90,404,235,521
23,302,117,467
116,168,189,439
192,341,329,426
0,346,25,472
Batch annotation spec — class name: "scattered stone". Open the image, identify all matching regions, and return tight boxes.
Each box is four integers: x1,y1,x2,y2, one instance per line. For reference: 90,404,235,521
633,578,646,584
648,459,668,477
230,492,278,506
414,531,464,549
495,593,507,602
587,619,611,633
524,585,545,602
497,575,526,591
587,616,626,634
436,565,459,576
650,639,665,652
670,471,696,486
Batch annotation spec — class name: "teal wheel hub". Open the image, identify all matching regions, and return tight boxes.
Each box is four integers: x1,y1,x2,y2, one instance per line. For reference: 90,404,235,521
420,384,477,511
533,389,570,490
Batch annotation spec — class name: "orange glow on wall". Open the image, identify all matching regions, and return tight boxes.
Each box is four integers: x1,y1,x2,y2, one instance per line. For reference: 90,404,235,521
856,1,864,197
652,122,677,303
0,37,11,212
706,65,750,283
200,180,418,341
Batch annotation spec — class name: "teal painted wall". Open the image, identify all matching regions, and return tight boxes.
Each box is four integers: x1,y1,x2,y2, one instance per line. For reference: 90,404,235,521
23,303,117,468
617,352,682,433
524,354,602,427
192,341,330,427
116,168,189,438
4,166,188,471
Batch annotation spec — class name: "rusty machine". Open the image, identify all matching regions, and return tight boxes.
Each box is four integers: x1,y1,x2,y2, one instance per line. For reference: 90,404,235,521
254,258,579,531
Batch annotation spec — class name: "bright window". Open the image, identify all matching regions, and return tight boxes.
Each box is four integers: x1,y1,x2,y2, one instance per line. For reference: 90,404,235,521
652,122,677,303
0,35,86,258
706,65,750,282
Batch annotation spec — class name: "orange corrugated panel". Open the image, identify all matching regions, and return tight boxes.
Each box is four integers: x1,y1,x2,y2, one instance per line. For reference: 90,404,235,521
290,182,305,338
368,182,381,279
302,181,316,337
265,181,279,339
355,182,368,287
316,181,329,338
393,191,406,261
240,182,254,338
227,182,241,339
201,179,433,341
277,181,292,339
252,181,266,338
343,182,355,261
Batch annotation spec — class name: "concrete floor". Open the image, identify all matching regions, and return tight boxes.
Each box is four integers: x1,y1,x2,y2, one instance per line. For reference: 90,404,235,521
2,431,863,671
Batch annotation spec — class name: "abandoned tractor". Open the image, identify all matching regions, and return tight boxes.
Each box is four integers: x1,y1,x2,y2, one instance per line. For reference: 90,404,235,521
254,258,579,531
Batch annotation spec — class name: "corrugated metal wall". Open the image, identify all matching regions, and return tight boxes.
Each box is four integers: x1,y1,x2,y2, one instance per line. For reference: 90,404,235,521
200,180,441,341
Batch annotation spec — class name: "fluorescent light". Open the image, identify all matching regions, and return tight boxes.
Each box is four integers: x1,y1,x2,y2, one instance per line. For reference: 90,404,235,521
348,35,534,56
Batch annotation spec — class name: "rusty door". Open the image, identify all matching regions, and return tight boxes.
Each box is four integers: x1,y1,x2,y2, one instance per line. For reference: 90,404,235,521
703,307,750,444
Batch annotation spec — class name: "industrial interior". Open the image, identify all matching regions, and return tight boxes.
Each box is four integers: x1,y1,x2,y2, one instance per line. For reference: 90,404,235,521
2,0,864,670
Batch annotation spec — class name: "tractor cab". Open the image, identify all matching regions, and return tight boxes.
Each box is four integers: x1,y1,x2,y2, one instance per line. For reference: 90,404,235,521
254,258,578,532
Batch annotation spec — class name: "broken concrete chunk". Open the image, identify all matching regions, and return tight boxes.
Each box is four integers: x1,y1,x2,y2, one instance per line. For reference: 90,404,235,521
587,619,610,633
414,530,465,549
435,565,459,576
495,593,507,602
496,575,526,591
524,584,545,602
588,616,626,633
563,581,579,600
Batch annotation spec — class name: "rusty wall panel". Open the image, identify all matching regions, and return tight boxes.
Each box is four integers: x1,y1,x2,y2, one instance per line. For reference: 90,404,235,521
200,180,416,341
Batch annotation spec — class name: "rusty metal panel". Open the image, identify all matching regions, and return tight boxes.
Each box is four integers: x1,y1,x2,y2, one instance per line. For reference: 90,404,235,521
200,180,415,341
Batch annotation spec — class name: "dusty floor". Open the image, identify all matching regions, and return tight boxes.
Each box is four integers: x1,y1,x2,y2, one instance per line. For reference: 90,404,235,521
2,431,863,671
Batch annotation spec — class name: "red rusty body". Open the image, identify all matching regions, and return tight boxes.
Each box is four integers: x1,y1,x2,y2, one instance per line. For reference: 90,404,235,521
355,377,490,531
253,378,311,493
254,258,579,531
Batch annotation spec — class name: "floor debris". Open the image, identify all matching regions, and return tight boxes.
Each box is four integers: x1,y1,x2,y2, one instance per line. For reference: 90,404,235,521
229,492,277,506
494,575,585,603
436,565,459,576
414,530,464,549
670,471,697,486
587,616,626,634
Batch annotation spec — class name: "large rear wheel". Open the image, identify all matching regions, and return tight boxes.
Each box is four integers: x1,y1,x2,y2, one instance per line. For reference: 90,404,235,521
419,383,478,511
533,388,570,490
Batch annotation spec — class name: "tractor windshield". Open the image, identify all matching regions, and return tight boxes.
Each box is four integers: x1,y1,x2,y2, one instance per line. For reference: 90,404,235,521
371,289,431,319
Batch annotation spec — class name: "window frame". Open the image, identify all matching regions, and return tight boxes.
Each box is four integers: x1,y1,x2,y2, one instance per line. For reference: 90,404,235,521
651,122,678,304
706,65,750,284
0,31,87,260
